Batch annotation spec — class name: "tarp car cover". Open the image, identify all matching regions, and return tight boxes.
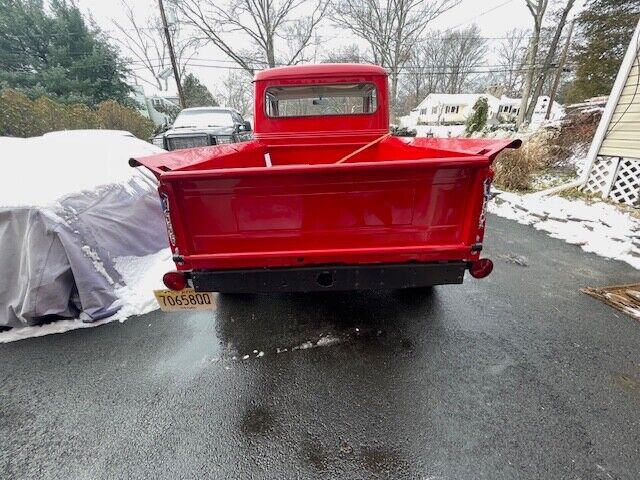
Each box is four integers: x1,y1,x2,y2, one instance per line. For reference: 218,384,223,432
0,131,168,328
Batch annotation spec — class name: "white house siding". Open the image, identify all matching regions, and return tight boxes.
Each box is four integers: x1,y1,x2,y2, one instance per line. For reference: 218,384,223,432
600,62,640,159
583,19,640,207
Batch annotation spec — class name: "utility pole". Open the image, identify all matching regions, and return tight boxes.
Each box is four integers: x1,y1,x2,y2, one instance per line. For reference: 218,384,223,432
159,0,186,109
546,19,575,120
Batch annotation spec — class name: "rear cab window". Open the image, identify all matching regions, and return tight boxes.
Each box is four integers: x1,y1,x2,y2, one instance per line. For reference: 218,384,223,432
265,83,377,118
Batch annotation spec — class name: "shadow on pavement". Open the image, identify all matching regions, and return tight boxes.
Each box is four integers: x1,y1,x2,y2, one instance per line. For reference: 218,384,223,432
213,288,445,357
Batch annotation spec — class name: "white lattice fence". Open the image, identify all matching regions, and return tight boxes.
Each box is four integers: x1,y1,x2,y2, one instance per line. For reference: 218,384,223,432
583,156,639,207
609,158,640,206
583,156,619,196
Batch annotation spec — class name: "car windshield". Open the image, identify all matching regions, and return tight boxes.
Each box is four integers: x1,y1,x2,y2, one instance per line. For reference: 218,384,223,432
173,110,235,128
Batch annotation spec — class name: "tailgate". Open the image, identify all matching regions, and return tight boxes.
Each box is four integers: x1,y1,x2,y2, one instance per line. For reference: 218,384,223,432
155,157,501,270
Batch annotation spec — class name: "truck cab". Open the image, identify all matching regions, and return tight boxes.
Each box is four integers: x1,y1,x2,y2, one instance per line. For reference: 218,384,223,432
133,64,520,293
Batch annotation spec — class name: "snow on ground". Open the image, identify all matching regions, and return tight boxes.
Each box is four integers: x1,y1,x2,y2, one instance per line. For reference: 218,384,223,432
413,124,467,138
0,248,173,343
489,191,640,269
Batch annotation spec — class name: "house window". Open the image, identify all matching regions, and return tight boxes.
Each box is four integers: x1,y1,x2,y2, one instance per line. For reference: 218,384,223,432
432,106,438,114
420,108,427,115
445,105,459,114
152,99,163,108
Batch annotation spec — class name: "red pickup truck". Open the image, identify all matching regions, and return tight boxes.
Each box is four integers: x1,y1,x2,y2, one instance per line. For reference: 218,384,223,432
132,64,520,293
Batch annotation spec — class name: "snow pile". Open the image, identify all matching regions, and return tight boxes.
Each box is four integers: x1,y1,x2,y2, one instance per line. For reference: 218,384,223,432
111,248,174,319
489,191,640,269
0,130,159,207
413,124,467,138
0,248,173,343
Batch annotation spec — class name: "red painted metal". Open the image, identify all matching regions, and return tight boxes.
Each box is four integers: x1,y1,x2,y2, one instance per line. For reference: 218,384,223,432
133,64,520,284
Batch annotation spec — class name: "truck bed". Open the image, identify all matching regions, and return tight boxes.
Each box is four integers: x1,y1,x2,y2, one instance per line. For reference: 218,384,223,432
133,136,520,273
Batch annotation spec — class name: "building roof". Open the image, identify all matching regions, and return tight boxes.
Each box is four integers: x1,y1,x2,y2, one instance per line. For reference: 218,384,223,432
254,63,387,81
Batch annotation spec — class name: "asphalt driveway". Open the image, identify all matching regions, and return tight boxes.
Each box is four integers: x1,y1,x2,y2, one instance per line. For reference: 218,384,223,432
1,215,639,479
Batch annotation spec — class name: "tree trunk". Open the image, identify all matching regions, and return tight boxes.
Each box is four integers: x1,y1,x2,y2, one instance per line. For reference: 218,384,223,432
516,32,539,128
266,33,276,68
523,0,575,123
390,71,399,108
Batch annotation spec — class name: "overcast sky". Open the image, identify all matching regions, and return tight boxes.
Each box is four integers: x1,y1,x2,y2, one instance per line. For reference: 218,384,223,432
77,0,584,95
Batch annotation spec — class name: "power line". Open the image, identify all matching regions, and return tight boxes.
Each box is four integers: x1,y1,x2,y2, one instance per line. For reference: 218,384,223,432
442,0,517,33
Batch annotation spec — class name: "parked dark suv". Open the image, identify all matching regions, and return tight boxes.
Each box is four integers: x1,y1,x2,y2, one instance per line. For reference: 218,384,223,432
152,107,252,151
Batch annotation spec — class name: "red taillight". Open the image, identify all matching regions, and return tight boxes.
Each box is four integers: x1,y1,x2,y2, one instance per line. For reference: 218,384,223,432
469,259,494,279
163,271,187,291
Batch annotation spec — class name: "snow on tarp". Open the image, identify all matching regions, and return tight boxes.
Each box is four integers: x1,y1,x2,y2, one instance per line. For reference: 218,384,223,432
0,130,171,332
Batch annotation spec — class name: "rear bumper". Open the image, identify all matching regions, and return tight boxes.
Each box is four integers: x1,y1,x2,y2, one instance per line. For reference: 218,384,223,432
189,261,467,293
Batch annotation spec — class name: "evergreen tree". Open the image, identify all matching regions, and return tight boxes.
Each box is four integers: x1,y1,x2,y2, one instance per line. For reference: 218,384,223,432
0,0,131,106
565,0,640,103
182,73,218,108
465,97,489,136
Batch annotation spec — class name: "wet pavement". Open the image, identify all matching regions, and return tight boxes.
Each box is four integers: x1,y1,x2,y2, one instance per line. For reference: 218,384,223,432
1,215,639,479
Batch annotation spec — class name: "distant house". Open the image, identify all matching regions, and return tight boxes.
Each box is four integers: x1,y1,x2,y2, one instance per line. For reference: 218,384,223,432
582,18,640,207
408,92,562,126
530,95,565,126
130,85,181,127
410,93,492,125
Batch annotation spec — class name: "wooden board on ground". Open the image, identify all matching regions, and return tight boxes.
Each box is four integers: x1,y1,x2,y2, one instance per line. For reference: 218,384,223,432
581,283,640,321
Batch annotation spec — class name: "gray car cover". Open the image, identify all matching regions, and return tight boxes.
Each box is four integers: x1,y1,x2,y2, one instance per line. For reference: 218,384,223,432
0,131,168,328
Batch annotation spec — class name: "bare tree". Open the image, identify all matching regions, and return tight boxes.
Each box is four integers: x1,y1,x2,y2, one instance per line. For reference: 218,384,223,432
171,0,330,75
522,0,576,123
401,33,446,106
441,24,487,94
215,70,254,116
331,0,461,107
322,44,368,63
113,0,198,90
495,28,529,97
516,0,548,128
396,26,486,113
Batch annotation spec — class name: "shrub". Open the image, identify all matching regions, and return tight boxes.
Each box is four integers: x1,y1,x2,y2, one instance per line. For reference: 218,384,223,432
545,108,601,169
390,125,417,137
96,100,155,140
493,130,556,191
0,89,38,137
465,97,489,136
0,89,154,140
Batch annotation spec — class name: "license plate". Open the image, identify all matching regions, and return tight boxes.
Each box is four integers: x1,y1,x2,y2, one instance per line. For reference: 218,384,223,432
153,288,215,312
